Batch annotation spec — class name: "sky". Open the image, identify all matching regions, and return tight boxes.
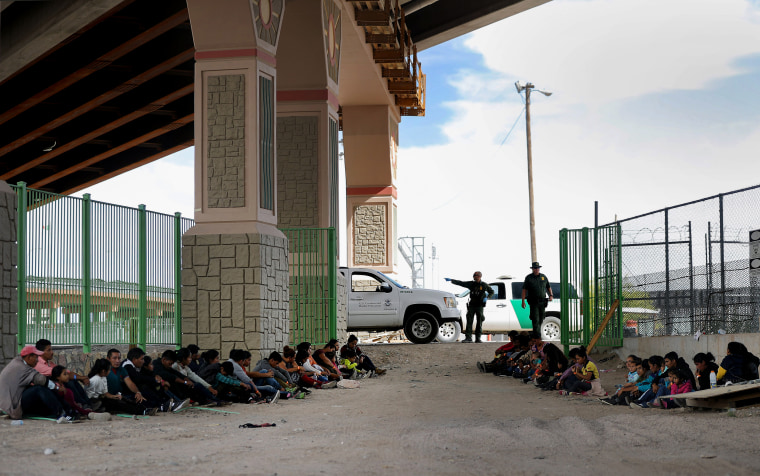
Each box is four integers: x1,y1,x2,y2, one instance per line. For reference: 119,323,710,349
76,0,760,292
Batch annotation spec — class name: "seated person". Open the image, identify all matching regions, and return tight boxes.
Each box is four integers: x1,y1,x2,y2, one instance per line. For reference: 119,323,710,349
478,331,520,373
252,351,295,398
0,346,67,421
634,355,665,407
34,339,91,410
534,343,568,387
214,361,255,403
311,340,342,381
197,350,222,384
104,348,150,415
281,346,325,390
562,346,598,395
173,348,224,403
87,358,141,415
187,344,202,373
296,348,336,388
238,350,285,400
153,349,214,407
693,352,720,389
602,357,650,405
340,335,384,376
717,342,760,384
122,348,177,413
655,368,693,409
339,348,365,379
51,365,93,418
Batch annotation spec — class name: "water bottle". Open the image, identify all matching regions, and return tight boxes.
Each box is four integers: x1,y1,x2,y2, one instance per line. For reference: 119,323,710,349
11,420,23,426
710,370,717,389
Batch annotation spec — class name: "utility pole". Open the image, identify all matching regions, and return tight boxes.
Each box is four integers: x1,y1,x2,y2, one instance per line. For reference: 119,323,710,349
515,81,552,263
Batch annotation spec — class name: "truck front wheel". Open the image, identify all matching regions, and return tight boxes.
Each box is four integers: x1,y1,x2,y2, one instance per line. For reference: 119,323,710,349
436,321,461,343
404,311,439,344
541,316,561,341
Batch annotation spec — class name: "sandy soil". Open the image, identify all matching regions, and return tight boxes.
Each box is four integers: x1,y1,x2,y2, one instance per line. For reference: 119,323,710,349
2,342,760,476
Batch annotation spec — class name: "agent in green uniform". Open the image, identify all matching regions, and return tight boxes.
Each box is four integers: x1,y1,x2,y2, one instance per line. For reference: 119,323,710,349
445,271,494,343
521,262,553,336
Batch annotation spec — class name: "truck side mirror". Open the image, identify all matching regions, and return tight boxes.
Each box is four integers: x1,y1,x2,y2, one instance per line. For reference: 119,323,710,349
378,282,392,293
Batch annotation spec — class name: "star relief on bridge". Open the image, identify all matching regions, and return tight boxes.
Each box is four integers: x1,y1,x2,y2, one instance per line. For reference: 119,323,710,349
250,0,283,47
322,0,342,84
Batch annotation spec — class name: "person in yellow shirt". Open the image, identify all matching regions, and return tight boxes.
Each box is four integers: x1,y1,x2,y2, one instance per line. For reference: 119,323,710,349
565,346,598,394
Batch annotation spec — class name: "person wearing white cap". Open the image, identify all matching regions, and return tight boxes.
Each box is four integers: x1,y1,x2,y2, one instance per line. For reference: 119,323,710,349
0,345,66,420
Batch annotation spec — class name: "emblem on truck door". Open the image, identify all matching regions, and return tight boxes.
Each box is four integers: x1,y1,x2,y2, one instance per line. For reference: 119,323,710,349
385,299,392,306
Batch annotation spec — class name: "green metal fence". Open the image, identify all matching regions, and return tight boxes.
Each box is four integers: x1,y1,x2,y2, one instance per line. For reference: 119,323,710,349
560,224,623,349
281,227,337,346
13,182,193,352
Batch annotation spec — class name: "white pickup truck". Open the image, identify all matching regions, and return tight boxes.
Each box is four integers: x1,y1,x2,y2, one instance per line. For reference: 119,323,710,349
340,267,462,344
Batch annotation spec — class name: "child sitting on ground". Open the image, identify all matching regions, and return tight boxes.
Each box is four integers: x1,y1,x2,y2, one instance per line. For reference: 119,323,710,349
340,348,366,379
654,368,693,408
563,346,598,395
52,365,92,418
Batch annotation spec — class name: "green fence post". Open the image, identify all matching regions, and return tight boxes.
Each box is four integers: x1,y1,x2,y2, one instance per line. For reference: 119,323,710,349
615,223,623,346
328,227,337,340
16,182,27,350
559,228,568,347
82,193,92,353
174,212,182,349
581,227,591,346
138,204,147,349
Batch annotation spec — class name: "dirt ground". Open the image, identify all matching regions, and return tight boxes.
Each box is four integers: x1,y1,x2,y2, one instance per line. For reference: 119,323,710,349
2,342,760,476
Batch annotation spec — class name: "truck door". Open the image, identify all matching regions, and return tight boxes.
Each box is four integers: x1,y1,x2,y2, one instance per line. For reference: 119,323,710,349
481,282,514,332
348,271,400,328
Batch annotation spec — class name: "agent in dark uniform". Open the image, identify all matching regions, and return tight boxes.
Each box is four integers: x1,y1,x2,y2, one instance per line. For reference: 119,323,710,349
521,262,553,336
446,271,494,343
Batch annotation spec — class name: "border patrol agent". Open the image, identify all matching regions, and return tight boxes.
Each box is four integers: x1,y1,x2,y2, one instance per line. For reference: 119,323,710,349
521,262,553,336
446,271,494,343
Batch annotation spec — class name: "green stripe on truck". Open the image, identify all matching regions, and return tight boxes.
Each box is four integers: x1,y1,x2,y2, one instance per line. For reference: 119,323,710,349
510,299,534,329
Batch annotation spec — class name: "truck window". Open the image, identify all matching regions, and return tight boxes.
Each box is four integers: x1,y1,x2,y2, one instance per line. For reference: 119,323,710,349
351,273,384,292
489,282,505,300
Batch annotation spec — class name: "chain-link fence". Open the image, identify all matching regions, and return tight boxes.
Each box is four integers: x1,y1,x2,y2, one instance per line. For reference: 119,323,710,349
607,184,760,337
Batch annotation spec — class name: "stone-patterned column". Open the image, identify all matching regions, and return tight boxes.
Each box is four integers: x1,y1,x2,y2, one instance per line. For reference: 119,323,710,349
342,105,400,273
0,181,18,371
336,272,347,344
276,116,320,228
185,0,288,359
181,233,288,361
276,0,344,340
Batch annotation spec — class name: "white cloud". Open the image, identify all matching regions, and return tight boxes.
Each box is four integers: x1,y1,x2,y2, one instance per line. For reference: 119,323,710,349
74,149,195,218
465,0,760,105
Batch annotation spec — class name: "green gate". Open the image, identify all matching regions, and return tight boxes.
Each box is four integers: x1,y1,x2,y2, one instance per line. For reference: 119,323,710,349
559,224,623,349
280,228,337,346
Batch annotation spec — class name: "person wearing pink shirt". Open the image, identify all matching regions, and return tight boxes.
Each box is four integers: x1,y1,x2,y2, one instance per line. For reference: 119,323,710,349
33,339,92,410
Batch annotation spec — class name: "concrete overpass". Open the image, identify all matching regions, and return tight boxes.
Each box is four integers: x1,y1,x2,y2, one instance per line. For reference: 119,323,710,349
0,0,550,362
0,0,549,194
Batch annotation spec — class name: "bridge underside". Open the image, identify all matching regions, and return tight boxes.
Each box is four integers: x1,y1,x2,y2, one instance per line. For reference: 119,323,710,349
0,0,548,195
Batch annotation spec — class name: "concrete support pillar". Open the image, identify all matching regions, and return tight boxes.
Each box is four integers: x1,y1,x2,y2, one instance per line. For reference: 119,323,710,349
342,105,400,273
184,0,288,360
0,180,18,371
276,0,342,232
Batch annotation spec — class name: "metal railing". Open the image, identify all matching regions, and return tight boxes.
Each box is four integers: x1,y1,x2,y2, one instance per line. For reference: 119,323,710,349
13,182,193,352
605,184,760,337
560,224,623,348
281,227,337,346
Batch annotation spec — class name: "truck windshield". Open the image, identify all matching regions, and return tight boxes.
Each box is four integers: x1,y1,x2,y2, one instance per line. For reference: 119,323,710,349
377,271,408,289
